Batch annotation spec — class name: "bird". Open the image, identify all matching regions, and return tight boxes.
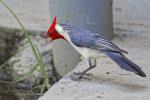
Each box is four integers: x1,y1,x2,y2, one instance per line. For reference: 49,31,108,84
47,17,146,80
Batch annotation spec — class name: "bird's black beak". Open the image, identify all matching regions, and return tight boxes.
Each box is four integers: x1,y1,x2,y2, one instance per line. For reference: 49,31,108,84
45,32,52,44
46,37,52,44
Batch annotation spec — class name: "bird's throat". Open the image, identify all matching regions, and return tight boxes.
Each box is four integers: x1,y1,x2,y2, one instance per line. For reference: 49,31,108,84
55,24,69,41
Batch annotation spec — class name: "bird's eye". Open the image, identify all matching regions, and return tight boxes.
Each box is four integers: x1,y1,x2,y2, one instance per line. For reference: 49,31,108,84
48,32,52,36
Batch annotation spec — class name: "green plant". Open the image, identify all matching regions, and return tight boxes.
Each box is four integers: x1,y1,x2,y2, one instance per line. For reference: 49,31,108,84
0,0,50,93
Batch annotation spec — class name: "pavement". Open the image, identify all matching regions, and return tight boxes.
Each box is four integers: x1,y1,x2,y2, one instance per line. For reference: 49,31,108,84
39,35,150,100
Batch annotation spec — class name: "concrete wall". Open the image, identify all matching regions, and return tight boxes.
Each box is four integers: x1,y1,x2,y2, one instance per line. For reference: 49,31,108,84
0,0,49,31
113,0,150,36
49,0,114,39
1,0,150,36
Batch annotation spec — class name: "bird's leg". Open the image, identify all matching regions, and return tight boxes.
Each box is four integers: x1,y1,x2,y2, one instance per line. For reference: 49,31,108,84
80,58,97,75
71,58,97,80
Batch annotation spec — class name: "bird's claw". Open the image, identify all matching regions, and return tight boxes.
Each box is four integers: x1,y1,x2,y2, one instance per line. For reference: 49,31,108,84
71,72,92,81
71,72,83,81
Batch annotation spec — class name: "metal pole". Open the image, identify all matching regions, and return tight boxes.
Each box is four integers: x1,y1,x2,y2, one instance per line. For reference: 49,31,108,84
49,0,113,76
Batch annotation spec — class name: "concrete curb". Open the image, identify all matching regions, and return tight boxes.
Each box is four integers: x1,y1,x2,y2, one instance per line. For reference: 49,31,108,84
39,35,150,100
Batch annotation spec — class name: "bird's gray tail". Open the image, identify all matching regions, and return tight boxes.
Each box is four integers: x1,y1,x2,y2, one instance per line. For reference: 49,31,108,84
104,51,146,77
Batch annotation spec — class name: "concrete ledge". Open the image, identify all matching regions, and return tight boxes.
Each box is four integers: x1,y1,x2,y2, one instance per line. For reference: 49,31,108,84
39,35,150,100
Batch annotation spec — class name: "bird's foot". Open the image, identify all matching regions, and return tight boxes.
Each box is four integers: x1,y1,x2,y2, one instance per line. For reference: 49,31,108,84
71,72,91,81
71,72,83,81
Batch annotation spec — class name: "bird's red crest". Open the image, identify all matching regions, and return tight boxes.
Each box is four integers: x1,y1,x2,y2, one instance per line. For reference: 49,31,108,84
47,17,65,41
48,16,57,33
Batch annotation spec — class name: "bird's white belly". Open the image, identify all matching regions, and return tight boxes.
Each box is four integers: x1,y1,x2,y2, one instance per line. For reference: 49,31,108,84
73,45,101,58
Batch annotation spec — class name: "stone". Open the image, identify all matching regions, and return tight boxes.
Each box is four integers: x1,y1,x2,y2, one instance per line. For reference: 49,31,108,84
7,30,53,85
0,27,23,64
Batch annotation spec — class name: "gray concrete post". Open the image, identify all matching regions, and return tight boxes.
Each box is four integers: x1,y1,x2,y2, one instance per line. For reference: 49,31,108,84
49,0,114,76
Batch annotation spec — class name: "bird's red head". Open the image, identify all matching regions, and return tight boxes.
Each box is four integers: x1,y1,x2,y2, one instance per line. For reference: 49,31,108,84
47,17,65,42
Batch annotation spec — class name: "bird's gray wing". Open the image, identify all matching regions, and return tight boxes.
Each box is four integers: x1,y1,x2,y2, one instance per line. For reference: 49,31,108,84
68,27,127,53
